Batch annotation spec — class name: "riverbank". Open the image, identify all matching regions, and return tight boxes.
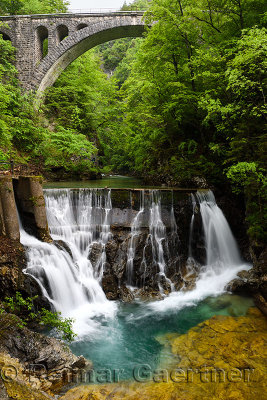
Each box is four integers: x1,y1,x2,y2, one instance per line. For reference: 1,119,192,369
1,307,265,400
59,307,267,400
0,177,266,400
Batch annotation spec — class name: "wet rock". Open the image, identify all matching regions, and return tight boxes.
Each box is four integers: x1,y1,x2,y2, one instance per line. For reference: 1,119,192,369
158,274,172,294
183,279,197,291
118,286,134,302
102,272,118,300
70,356,90,370
0,351,52,400
88,242,103,268
0,313,92,395
227,278,247,293
59,308,267,400
226,247,267,315
0,235,49,310
171,272,184,291
134,287,163,301
53,240,72,258
106,236,128,281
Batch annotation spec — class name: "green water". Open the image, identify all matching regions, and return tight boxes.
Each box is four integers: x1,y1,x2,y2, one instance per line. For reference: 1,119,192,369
69,294,254,382
44,175,160,189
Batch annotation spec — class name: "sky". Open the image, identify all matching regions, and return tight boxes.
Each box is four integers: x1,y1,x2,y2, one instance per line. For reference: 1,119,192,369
68,0,127,12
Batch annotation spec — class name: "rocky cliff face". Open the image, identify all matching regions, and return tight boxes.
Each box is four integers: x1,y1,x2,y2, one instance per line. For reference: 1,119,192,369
0,313,91,399
93,190,197,300
227,247,267,315
0,235,50,310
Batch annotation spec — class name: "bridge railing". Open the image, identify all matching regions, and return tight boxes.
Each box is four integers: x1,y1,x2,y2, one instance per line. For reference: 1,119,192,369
0,9,146,18
68,8,145,13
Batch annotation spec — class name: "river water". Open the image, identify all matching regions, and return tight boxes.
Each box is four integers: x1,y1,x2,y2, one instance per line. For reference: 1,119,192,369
44,175,149,189
21,178,253,382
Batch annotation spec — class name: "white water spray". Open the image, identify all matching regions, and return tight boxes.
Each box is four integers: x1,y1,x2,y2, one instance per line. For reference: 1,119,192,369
20,187,251,329
21,189,116,336
150,189,251,312
126,190,145,286
126,190,176,291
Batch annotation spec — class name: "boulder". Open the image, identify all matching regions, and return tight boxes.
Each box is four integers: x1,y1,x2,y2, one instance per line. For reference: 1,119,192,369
0,313,92,394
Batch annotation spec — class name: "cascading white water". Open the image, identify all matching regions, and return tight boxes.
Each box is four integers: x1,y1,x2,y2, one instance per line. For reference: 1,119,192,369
138,190,175,291
20,186,251,331
126,190,145,286
188,193,196,259
148,190,174,292
126,190,177,290
185,193,199,279
45,189,112,281
21,188,116,336
196,190,241,267
150,189,251,312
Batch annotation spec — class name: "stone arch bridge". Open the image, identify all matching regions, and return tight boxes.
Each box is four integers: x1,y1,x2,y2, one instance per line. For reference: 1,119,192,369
0,12,145,94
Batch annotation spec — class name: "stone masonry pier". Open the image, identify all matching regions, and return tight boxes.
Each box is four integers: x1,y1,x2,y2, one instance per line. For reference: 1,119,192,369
0,176,51,242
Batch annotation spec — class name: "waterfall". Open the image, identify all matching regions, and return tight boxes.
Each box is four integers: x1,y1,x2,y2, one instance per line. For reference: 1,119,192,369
44,189,112,281
196,190,241,268
149,189,251,312
188,193,196,259
126,190,176,292
20,186,251,325
21,188,116,336
126,190,145,286
148,190,173,292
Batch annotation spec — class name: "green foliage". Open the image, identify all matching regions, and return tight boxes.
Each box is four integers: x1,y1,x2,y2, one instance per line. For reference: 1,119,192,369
37,308,76,342
44,50,122,173
0,0,69,15
0,35,98,177
95,0,266,242
226,162,260,194
0,0,23,15
226,162,266,243
0,0,266,244
1,292,76,342
121,0,149,11
38,127,97,171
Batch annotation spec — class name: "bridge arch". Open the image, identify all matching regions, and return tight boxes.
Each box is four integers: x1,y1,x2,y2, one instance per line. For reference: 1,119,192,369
0,29,12,42
0,13,146,93
77,23,88,31
33,16,145,95
56,24,69,43
35,25,49,62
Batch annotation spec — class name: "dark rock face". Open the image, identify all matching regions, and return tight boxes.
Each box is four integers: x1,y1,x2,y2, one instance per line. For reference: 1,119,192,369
0,313,92,394
227,247,267,315
0,235,50,310
100,193,197,300
13,176,52,243
99,189,256,302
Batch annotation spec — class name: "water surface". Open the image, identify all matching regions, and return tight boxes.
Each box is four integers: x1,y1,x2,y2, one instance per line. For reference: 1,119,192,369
69,294,254,382
44,175,152,189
